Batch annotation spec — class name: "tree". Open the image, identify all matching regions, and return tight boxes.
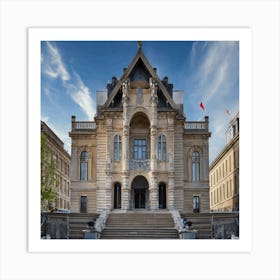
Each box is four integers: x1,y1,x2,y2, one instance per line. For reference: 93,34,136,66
41,133,58,212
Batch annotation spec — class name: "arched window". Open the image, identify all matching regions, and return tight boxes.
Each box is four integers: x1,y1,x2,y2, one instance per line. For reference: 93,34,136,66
158,134,167,161
80,151,88,181
113,135,122,161
192,151,200,181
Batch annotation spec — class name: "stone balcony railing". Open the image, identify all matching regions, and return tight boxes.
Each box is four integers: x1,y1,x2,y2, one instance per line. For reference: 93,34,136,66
184,122,206,129
184,116,209,131
72,121,96,130
71,116,96,130
129,160,150,170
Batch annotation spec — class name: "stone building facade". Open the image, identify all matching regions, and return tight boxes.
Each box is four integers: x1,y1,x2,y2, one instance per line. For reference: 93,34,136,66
209,112,239,212
41,121,71,211
69,44,211,214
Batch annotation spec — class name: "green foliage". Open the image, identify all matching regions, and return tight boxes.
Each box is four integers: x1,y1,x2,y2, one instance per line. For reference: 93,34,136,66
41,133,58,212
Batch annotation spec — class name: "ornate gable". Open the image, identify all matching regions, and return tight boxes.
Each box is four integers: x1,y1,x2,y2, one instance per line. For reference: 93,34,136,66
101,43,179,112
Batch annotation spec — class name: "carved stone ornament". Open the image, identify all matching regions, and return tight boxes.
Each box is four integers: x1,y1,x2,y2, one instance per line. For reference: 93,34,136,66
122,79,130,104
136,88,143,105
150,78,158,105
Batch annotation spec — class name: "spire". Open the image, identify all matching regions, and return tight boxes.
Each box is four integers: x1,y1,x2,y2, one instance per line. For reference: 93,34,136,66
137,41,142,49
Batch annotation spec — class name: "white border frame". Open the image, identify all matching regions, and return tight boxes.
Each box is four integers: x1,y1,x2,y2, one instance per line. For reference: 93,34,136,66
28,27,252,253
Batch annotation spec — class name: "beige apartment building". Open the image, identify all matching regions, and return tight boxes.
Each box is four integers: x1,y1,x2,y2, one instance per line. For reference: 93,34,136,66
41,121,71,211
69,43,211,214
209,113,239,212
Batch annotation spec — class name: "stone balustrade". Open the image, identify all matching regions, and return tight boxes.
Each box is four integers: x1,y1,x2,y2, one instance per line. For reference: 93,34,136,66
72,121,96,130
184,116,209,131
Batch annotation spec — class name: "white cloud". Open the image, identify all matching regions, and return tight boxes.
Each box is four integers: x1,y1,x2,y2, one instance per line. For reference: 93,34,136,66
70,73,96,120
41,115,49,123
44,42,70,82
42,41,96,120
188,41,239,162
189,41,238,103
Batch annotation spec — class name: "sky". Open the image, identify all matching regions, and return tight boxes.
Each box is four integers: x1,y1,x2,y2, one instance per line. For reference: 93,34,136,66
41,41,239,163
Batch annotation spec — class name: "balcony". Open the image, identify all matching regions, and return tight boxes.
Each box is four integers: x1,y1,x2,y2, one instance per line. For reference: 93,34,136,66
184,116,209,131
185,122,206,130
129,160,150,170
72,121,96,130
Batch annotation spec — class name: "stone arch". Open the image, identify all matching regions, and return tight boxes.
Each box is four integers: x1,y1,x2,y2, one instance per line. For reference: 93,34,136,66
130,112,150,161
129,108,151,125
130,175,149,209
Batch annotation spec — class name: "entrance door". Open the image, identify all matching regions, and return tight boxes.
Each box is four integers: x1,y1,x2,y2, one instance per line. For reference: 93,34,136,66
159,183,166,209
114,183,121,209
135,189,146,208
131,175,149,209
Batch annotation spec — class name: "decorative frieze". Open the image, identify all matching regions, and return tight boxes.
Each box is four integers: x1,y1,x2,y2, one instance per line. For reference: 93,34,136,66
129,160,150,170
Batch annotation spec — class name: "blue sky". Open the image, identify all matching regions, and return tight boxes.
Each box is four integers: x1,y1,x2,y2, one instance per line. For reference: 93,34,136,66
41,41,239,163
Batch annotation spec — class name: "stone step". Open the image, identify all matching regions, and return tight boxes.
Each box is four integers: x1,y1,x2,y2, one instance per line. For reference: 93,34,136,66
68,213,99,239
100,211,179,239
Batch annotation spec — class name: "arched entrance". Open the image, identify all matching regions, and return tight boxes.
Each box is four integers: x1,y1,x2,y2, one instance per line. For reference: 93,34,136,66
159,182,167,209
113,182,122,209
131,176,149,209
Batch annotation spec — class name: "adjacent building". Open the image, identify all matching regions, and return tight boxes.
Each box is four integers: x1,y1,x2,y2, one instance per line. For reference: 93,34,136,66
41,121,71,211
69,43,211,214
209,112,239,212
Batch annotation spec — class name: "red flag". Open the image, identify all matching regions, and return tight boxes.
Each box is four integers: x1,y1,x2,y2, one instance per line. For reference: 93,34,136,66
199,101,205,111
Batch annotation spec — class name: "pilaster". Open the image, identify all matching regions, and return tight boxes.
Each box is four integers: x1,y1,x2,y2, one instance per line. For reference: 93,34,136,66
168,115,175,209
105,118,113,210
122,80,130,210
122,174,130,210
149,78,158,210
150,173,158,210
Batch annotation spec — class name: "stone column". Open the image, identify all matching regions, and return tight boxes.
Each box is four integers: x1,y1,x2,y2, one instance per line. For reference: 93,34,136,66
150,174,158,210
122,80,130,210
168,172,175,209
105,118,113,210
149,78,158,210
122,174,130,210
168,115,175,209
105,166,112,210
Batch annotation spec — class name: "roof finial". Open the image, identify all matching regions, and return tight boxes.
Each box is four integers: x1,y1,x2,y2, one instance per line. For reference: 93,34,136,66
137,41,142,49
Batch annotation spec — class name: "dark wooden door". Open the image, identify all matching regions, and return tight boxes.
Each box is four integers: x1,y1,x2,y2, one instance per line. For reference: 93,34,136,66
159,184,166,209
135,189,145,208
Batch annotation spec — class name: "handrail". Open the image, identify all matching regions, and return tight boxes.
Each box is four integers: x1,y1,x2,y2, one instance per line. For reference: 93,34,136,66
94,210,110,234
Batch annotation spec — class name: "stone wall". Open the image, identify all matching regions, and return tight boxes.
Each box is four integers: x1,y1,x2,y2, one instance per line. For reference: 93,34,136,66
41,213,69,239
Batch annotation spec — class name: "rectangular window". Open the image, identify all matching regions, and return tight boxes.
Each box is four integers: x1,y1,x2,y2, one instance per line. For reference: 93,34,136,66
80,196,87,213
192,196,200,213
133,139,147,160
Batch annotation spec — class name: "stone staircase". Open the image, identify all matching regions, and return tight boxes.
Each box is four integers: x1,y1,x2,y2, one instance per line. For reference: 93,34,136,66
100,211,179,239
68,213,99,239
180,212,212,239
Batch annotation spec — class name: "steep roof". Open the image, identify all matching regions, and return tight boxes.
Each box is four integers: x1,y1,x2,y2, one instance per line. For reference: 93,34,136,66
103,43,178,111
